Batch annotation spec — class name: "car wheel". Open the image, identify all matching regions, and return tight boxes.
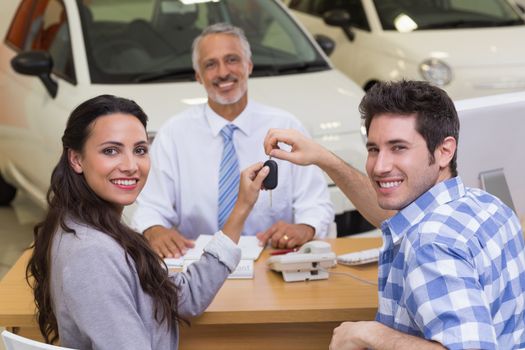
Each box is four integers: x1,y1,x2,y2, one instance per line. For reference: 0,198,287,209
0,174,17,206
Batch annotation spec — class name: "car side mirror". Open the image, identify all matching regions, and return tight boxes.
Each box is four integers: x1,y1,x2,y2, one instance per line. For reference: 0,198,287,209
323,9,355,41
11,51,58,98
314,34,336,56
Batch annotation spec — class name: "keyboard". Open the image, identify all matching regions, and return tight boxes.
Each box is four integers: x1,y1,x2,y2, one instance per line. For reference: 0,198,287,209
337,248,380,266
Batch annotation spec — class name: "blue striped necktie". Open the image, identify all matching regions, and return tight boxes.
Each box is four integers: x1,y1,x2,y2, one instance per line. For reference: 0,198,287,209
218,124,240,229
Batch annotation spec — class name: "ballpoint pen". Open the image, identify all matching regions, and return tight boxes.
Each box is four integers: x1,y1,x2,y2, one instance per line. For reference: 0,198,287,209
270,248,297,256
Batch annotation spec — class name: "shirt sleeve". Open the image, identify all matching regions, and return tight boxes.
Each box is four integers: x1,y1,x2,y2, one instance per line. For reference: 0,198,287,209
132,124,180,233
404,242,498,350
60,244,153,350
289,123,334,238
171,231,241,319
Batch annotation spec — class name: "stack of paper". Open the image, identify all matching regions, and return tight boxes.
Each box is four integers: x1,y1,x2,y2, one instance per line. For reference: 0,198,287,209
183,259,254,279
164,235,264,279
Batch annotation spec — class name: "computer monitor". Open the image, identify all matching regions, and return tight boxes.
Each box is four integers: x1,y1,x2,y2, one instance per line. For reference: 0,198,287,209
455,91,525,218
478,168,515,212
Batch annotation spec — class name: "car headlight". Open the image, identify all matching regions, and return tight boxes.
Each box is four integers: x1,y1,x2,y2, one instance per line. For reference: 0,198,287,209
419,58,452,86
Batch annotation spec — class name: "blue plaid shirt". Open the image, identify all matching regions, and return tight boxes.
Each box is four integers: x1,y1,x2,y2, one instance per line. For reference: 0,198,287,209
377,177,525,349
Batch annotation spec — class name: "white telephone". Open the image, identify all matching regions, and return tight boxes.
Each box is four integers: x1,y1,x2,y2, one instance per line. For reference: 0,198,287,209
267,241,336,282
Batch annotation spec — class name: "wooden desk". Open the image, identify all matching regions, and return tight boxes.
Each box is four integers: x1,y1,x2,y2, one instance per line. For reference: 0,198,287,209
0,237,381,349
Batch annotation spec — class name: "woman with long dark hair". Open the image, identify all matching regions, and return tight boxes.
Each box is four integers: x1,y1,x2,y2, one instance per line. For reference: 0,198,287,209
26,95,268,349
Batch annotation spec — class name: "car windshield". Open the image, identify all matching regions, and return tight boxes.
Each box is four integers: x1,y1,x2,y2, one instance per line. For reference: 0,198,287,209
373,0,524,31
78,0,328,83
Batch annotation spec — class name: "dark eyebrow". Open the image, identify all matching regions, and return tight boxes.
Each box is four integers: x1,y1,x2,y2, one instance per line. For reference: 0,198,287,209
99,141,123,147
365,141,377,148
386,139,409,145
99,140,148,147
366,139,409,148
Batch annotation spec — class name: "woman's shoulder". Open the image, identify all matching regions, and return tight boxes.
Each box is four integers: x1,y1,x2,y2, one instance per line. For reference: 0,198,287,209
60,218,118,244
50,221,142,307
52,219,126,266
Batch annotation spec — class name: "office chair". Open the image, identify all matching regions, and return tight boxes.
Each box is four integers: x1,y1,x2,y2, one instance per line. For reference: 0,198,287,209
1,330,76,350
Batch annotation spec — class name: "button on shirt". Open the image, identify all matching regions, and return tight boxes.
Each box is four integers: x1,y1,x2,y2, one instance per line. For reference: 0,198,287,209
377,177,525,349
132,100,334,239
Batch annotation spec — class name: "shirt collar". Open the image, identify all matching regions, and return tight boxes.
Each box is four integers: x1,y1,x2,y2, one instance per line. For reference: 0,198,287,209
382,176,465,245
205,100,252,137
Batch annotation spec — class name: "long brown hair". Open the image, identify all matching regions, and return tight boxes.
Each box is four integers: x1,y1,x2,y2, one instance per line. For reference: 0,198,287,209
26,95,182,343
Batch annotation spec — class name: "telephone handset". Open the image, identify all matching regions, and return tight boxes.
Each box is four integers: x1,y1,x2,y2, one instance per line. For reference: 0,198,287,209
267,240,336,282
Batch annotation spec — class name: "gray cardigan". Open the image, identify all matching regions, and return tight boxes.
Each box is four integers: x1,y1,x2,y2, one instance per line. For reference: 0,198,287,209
50,219,241,350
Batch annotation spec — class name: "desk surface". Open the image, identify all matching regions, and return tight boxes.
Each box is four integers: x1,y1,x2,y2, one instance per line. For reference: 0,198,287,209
0,237,381,330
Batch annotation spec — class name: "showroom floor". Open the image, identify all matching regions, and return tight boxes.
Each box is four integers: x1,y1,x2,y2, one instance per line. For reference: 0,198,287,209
0,193,43,350
0,193,41,279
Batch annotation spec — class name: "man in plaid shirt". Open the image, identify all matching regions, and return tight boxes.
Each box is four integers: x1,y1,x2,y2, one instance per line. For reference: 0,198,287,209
263,80,525,349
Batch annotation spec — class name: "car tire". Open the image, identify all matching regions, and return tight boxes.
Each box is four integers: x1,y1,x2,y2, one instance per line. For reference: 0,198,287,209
0,173,17,206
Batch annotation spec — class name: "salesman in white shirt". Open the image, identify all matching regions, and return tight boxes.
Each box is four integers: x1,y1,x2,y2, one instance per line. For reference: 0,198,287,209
132,23,333,258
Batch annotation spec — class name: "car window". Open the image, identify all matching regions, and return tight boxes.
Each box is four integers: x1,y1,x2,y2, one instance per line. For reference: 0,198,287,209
79,0,329,84
5,0,76,83
373,0,524,31
289,0,370,31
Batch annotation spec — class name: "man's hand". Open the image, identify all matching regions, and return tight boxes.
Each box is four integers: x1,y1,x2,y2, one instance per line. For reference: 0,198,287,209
329,321,369,350
264,128,329,166
329,321,447,350
143,226,195,258
256,221,315,248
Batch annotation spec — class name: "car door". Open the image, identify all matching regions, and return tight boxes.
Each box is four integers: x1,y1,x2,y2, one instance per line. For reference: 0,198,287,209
287,0,380,90
0,0,80,205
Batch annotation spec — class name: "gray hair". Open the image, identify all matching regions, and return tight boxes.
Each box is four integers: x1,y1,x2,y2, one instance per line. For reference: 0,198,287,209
191,23,252,73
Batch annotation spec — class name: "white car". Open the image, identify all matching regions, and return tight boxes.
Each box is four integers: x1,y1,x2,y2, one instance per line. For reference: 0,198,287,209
287,0,525,100
513,0,525,11
0,0,369,234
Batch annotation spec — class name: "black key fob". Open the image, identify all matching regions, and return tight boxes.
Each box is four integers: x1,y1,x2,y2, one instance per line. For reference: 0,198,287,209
263,160,278,190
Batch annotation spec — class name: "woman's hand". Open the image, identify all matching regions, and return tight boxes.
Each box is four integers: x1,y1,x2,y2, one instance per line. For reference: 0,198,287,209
222,163,269,243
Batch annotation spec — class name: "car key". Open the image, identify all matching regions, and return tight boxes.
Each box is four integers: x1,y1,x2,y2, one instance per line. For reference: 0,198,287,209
263,159,278,207
263,159,278,190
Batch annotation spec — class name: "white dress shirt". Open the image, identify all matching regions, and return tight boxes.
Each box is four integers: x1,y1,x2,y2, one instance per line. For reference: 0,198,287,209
132,100,334,239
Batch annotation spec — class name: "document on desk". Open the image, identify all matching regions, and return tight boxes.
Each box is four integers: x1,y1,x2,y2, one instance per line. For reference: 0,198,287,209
164,235,263,279
183,259,254,279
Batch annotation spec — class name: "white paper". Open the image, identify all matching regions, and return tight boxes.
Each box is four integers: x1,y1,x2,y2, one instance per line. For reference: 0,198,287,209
184,258,254,279
163,235,263,269
183,235,263,260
